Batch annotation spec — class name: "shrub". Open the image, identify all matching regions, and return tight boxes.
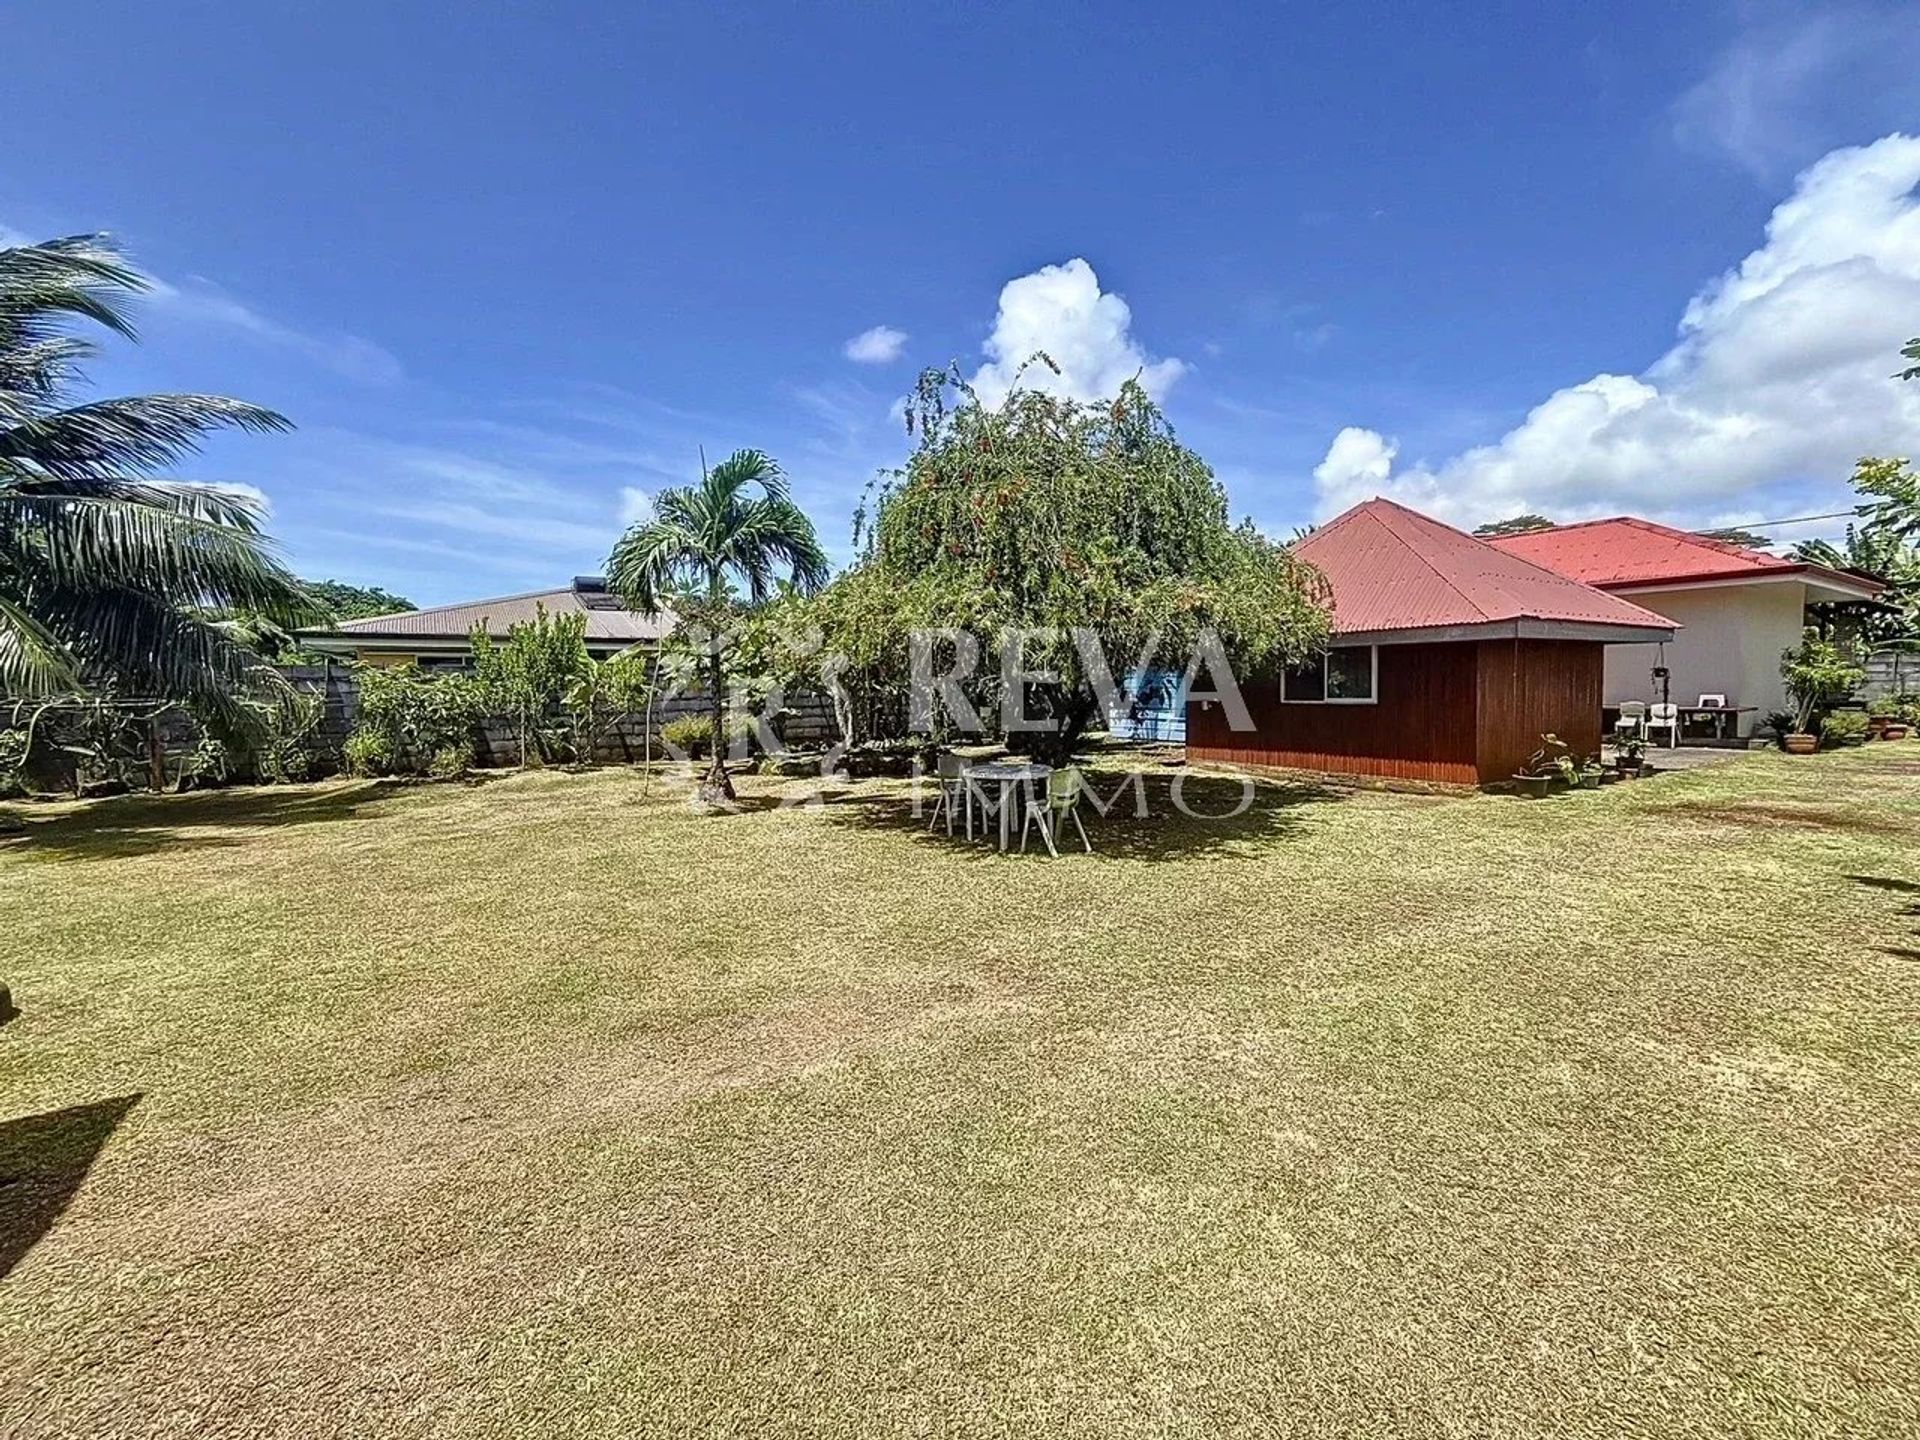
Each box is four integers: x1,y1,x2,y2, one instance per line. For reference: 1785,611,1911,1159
660,712,751,760
1780,629,1866,732
1761,709,1797,750
351,665,482,776
343,729,394,777
1818,710,1869,748
428,744,469,779
0,728,28,799
249,691,324,784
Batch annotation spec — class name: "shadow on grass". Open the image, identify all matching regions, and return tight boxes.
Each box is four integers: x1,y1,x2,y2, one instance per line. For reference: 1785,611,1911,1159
0,1094,140,1280
819,767,1346,862
1848,875,1920,961
0,782,390,862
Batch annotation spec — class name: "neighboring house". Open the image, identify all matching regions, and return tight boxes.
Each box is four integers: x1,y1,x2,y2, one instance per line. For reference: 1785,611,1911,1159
1485,518,1883,736
299,576,671,668
1186,499,1676,786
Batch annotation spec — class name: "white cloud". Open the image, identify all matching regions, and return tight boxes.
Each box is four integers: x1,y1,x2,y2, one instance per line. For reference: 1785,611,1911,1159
1313,134,1920,529
843,325,908,364
969,257,1185,407
147,277,404,385
617,486,652,527
1673,6,1920,180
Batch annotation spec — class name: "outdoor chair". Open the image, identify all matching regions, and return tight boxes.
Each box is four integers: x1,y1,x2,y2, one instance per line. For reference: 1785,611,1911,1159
1020,767,1091,857
1697,693,1727,708
925,753,973,838
1615,701,1647,741
1647,702,1679,748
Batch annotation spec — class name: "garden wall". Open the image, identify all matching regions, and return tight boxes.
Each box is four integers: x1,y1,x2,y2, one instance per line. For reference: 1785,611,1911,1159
1864,649,1918,700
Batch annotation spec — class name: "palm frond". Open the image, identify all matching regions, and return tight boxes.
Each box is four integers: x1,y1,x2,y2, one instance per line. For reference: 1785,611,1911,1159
0,591,80,696
0,393,291,478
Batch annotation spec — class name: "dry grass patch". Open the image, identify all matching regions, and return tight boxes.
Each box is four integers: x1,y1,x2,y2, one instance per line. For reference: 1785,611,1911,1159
2,747,1918,1437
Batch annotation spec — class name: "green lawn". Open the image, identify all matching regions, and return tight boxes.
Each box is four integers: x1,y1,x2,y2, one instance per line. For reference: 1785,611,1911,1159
2,748,1918,1437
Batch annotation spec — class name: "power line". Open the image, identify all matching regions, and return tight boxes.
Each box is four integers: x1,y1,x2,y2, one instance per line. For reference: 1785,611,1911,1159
1694,509,1858,535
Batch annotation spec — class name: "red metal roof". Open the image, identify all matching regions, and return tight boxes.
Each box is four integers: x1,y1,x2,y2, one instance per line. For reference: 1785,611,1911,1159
1482,515,1808,588
1294,499,1678,637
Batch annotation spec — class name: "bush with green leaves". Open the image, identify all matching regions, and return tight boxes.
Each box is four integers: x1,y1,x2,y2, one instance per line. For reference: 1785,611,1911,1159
342,729,394,777
348,664,481,777
660,711,751,760
1779,629,1867,733
470,605,590,765
1819,710,1870,747
0,727,28,799
1761,709,1798,750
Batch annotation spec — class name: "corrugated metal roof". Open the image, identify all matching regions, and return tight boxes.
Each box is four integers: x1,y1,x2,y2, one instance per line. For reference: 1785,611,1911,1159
313,584,671,644
1295,499,1678,636
1482,516,1804,587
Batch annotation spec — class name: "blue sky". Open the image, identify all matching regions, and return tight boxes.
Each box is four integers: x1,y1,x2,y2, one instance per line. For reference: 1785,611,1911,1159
8,1,1920,604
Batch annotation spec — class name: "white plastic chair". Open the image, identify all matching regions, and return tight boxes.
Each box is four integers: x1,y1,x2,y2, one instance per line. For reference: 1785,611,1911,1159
1697,693,1727,709
1647,702,1679,748
925,753,973,838
1615,701,1647,741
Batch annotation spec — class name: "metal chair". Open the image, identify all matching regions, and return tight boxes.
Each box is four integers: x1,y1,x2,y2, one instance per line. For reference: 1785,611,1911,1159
1647,702,1679,748
1020,767,1091,856
925,753,974,838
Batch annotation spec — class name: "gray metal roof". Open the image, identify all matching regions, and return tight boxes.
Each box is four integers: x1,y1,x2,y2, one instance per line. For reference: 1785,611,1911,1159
303,579,672,646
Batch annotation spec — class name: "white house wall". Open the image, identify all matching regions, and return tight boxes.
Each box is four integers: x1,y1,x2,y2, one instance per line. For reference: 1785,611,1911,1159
1601,582,1807,735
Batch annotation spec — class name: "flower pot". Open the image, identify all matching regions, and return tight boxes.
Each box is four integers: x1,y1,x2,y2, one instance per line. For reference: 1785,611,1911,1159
1615,758,1643,778
1511,774,1552,798
1784,733,1818,755
1886,723,1911,741
1868,715,1890,737
1577,771,1603,790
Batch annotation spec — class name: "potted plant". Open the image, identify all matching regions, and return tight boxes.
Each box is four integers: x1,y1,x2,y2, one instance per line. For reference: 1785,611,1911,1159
1760,709,1797,751
1613,734,1647,777
1779,629,1867,756
1511,733,1567,797
1867,698,1896,739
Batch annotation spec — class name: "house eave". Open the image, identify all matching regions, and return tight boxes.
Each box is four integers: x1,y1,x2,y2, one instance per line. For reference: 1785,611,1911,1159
1332,618,1677,647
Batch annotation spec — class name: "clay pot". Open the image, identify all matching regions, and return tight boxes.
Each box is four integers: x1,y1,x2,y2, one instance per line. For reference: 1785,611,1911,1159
1784,733,1818,755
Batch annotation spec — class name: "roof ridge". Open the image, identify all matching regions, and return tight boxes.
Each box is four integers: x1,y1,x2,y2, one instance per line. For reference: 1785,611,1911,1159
338,585,572,628
1365,500,1498,624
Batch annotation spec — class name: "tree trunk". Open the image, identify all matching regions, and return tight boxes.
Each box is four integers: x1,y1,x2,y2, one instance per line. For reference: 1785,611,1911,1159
699,647,735,806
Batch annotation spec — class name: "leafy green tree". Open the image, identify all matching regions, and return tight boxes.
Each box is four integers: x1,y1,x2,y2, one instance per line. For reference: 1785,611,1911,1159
835,360,1330,762
1780,628,1867,734
302,580,413,621
0,234,316,713
1900,335,1919,382
1472,514,1555,537
1699,526,1774,550
469,604,590,765
607,450,828,804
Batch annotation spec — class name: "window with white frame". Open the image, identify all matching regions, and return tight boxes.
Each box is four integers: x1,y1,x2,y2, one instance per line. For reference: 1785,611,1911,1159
1281,644,1378,704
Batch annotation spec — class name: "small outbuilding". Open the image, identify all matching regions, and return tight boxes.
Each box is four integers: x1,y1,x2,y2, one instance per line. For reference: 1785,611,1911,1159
1186,499,1678,786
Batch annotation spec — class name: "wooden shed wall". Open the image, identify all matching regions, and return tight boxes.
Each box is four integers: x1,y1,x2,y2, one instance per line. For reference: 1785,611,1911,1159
1186,641,1481,785
1472,639,1604,784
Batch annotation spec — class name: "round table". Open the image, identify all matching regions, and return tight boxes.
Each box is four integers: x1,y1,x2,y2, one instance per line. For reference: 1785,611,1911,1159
964,760,1052,851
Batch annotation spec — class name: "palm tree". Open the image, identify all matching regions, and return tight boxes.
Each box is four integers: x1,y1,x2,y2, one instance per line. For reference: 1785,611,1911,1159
0,234,316,717
607,450,828,804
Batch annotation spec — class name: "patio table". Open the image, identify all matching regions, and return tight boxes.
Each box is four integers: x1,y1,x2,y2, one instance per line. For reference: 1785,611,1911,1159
964,760,1052,852
1677,705,1757,743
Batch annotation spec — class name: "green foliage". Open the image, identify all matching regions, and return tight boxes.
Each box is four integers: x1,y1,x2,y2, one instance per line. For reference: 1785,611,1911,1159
1520,733,1570,780
349,664,481,777
1780,628,1867,732
1761,709,1798,750
0,726,28,798
1901,335,1920,383
342,729,393,777
1472,514,1555,537
470,604,590,765
428,744,469,779
0,233,317,715
1818,710,1870,748
1698,526,1773,550
248,691,324,784
826,363,1330,760
301,580,413,621
660,711,751,759
608,449,828,799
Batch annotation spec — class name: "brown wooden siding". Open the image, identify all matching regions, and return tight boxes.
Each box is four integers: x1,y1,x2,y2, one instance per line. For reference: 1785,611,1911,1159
1186,641,1481,785
1472,639,1603,784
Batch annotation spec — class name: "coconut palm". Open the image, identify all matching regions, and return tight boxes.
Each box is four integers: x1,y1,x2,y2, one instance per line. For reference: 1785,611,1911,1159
607,449,828,804
0,234,316,716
